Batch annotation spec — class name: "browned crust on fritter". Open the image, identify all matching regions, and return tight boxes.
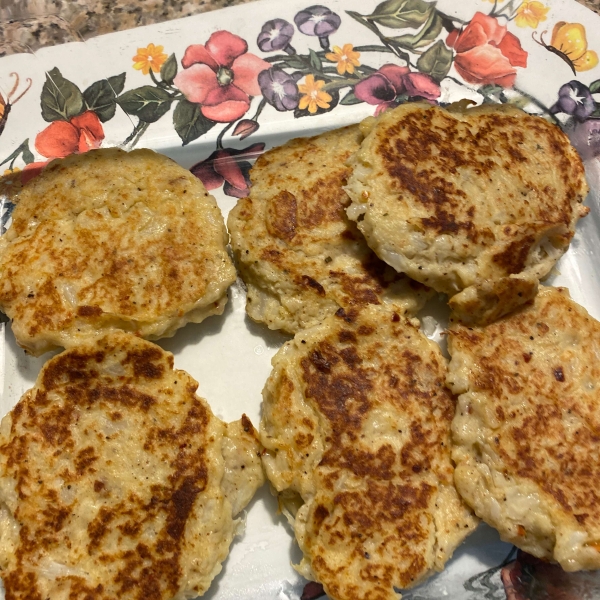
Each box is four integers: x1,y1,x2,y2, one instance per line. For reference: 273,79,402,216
0,148,235,354
448,287,600,564
347,103,589,324
0,333,244,600
377,105,585,262
228,127,431,333
261,306,476,599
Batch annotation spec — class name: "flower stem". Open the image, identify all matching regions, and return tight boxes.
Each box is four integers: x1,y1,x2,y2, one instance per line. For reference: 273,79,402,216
323,78,361,92
431,9,466,26
122,120,150,148
319,36,331,51
216,121,236,149
251,98,267,121
345,11,413,63
149,69,168,88
352,44,394,53
492,0,519,19
379,38,410,64
264,54,292,63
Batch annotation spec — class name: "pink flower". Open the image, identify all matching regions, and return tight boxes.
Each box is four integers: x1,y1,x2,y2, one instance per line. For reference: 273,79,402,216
446,12,528,87
354,64,440,115
174,31,270,123
232,119,260,140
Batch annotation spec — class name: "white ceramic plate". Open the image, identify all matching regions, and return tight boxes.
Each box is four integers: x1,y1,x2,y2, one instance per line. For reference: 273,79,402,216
1,0,600,597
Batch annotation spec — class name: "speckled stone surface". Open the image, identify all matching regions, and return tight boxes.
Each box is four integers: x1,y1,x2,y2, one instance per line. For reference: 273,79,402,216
0,0,598,57
0,0,258,56
0,0,598,56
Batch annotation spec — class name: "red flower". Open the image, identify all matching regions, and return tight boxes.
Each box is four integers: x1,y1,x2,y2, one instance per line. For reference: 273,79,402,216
21,111,104,185
446,12,528,87
191,143,264,198
35,111,104,159
174,31,270,123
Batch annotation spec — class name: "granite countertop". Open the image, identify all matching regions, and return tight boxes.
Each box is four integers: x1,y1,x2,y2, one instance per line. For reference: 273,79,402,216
0,0,258,56
0,0,599,56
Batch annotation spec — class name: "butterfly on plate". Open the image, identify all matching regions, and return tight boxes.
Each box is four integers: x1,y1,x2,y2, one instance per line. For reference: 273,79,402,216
0,72,32,137
534,22,599,74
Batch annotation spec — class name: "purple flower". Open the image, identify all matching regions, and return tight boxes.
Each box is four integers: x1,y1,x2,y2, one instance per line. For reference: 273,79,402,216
355,65,409,106
569,118,600,161
258,67,300,111
294,5,341,50
550,81,595,121
191,143,265,198
257,19,296,54
354,64,440,115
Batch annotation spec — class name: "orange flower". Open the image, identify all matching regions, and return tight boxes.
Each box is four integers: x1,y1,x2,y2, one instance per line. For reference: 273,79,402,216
35,111,104,159
515,1,549,28
325,43,361,75
132,43,168,75
298,75,332,114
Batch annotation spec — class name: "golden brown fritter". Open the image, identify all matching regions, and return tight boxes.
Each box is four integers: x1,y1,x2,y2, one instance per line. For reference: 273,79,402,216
346,102,589,325
448,286,600,571
228,126,432,334
260,305,477,600
0,332,264,599
0,148,236,356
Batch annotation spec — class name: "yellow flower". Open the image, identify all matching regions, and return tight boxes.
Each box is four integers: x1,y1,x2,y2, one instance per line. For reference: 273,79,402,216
325,44,361,75
132,43,168,75
515,1,549,28
3,167,20,176
298,75,332,114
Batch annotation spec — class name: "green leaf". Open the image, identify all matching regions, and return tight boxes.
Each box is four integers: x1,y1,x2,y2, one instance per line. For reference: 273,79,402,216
22,143,34,165
353,44,395,53
280,55,308,70
117,86,172,123
416,39,453,81
173,99,216,145
0,139,33,168
386,11,442,50
366,0,435,29
340,90,363,105
107,73,126,95
589,79,600,94
40,67,84,122
160,54,178,85
83,75,126,122
309,49,322,71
